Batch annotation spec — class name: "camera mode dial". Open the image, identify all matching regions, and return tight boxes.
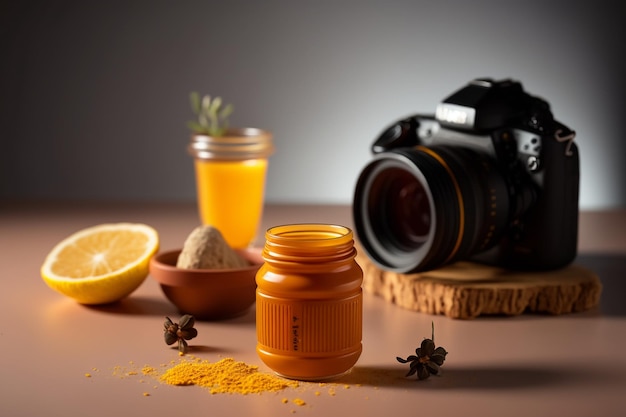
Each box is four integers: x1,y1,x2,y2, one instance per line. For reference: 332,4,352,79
514,129,542,172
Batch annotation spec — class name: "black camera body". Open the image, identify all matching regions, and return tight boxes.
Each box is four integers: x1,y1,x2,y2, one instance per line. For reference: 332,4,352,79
353,79,579,273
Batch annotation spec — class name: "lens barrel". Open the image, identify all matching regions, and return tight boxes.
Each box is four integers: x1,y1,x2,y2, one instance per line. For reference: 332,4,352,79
353,145,510,273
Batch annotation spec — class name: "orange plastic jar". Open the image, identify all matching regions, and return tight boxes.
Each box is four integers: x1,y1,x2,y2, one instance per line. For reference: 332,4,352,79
256,224,363,380
188,128,274,249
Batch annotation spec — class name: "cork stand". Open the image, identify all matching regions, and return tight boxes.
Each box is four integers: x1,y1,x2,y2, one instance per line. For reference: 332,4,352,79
356,249,602,319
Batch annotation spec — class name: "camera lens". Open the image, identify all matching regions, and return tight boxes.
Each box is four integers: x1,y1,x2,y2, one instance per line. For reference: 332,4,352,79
388,169,431,246
368,167,431,250
353,145,510,273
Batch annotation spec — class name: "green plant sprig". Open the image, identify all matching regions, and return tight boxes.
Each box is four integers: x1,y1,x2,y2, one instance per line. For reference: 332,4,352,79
187,92,234,136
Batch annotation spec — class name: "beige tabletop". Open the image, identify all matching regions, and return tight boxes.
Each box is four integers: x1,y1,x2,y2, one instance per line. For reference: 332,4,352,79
1,202,625,417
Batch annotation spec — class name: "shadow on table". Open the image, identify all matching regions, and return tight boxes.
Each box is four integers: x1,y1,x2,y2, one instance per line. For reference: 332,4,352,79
84,295,257,324
417,365,623,390
84,295,176,316
575,253,626,317
340,363,622,390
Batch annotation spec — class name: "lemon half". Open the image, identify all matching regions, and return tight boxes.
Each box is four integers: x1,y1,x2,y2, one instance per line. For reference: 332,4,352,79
41,223,160,304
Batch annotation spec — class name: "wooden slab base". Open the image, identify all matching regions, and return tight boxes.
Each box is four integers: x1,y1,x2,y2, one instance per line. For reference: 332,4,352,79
357,251,602,319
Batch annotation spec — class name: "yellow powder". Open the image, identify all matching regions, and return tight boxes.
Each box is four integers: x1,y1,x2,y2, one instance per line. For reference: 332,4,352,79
159,357,299,395
105,356,402,408
142,366,157,376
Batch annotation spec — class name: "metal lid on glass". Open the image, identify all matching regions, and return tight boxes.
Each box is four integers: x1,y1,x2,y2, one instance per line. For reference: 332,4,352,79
188,128,274,160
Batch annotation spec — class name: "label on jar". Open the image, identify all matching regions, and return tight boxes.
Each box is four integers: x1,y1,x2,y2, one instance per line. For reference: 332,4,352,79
256,293,362,355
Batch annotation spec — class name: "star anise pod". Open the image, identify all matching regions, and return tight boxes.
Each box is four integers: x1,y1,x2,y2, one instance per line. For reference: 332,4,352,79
164,315,198,354
397,322,448,380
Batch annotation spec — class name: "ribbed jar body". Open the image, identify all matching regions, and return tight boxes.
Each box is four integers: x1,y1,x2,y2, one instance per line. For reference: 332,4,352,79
256,224,363,380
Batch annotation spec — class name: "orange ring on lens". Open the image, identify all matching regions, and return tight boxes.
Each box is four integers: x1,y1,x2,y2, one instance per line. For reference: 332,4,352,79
416,146,464,263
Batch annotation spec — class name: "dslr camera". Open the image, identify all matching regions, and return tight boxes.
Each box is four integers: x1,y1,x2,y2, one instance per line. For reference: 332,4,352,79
353,78,579,273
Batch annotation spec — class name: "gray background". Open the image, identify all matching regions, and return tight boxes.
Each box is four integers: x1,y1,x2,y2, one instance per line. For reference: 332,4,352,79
2,0,625,209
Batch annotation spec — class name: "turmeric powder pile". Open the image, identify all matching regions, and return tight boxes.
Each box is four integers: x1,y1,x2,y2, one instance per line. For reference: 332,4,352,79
106,356,387,404
159,357,299,394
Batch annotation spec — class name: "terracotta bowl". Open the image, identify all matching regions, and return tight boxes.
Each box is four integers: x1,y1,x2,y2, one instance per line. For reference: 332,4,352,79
149,248,263,320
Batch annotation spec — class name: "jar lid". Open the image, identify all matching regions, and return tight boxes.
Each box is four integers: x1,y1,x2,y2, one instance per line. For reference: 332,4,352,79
188,128,274,160
263,224,357,264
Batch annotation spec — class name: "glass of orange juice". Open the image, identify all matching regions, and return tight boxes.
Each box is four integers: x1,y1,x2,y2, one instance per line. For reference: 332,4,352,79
188,128,274,248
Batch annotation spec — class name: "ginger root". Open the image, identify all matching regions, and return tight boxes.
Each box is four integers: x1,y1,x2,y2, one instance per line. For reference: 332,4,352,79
176,225,249,269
